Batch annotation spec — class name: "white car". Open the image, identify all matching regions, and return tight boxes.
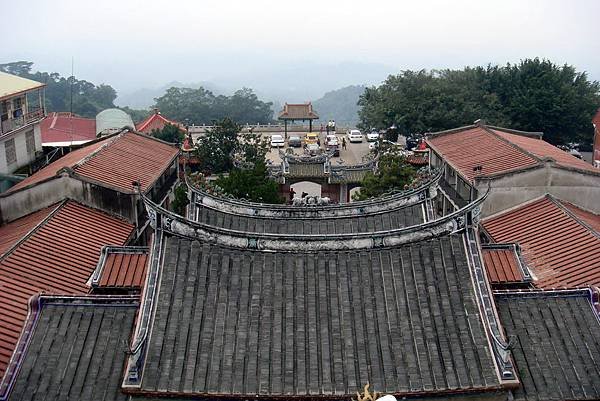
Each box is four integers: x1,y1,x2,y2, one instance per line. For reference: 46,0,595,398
367,131,379,142
270,134,285,147
347,129,363,143
326,134,339,147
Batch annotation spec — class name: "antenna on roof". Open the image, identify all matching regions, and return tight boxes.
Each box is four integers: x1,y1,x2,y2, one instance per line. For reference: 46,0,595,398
69,57,74,148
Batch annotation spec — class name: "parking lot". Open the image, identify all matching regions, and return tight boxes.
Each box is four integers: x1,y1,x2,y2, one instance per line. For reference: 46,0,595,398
264,131,373,165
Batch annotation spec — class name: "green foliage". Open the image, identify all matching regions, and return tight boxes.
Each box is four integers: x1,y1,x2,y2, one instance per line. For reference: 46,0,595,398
353,145,416,201
154,86,274,124
0,61,118,118
194,118,240,174
170,183,189,216
151,123,184,143
119,106,150,123
358,58,600,145
194,118,271,174
215,162,284,204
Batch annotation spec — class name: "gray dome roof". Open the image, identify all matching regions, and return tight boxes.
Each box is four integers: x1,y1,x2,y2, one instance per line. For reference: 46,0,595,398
96,108,134,136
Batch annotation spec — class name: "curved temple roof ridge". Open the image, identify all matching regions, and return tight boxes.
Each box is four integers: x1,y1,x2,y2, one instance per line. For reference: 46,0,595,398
142,187,487,252
122,188,521,398
187,167,443,219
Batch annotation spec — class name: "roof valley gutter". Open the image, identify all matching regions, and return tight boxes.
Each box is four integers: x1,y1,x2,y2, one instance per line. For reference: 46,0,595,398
0,295,42,400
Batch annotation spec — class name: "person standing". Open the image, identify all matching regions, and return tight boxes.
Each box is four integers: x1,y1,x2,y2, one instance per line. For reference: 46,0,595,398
342,137,347,150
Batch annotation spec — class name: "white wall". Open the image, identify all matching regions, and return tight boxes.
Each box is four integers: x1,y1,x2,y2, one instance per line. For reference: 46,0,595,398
0,122,42,174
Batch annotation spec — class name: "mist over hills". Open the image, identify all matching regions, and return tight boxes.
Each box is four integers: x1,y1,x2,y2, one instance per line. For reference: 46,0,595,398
114,61,392,123
312,85,366,126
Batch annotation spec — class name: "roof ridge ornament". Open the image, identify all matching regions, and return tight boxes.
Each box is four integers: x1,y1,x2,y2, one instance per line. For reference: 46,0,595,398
140,186,489,252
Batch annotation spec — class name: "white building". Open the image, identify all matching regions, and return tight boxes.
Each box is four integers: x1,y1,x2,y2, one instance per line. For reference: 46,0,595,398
0,71,45,190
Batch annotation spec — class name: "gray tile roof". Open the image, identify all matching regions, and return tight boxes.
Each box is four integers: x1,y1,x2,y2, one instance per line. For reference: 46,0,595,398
135,232,501,397
195,202,425,234
495,290,600,401
287,163,326,178
5,296,138,401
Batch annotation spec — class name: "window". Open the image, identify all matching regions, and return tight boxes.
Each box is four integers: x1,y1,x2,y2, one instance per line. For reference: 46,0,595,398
26,130,35,154
5,138,16,165
12,97,23,118
1,101,8,121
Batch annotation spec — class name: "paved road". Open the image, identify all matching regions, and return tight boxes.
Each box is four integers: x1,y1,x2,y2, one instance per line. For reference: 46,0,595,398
265,131,372,166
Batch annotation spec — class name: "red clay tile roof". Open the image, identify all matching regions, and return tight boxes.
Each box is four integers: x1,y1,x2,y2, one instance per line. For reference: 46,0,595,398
481,244,529,285
136,109,182,134
278,103,319,120
0,200,134,378
492,128,597,173
40,112,97,146
7,139,108,193
0,206,55,256
91,246,148,289
426,126,539,181
7,130,179,194
426,124,598,182
482,195,600,289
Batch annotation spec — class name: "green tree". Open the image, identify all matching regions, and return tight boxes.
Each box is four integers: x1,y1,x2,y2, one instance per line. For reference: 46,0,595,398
215,162,283,204
170,183,190,216
0,61,118,118
353,145,416,200
358,59,600,145
119,106,150,123
151,123,184,143
153,86,273,124
194,118,240,173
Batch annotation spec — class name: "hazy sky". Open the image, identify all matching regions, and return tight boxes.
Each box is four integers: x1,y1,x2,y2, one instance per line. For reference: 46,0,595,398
2,0,599,97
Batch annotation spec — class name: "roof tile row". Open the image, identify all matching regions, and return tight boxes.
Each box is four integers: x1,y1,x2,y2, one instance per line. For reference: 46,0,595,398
0,200,134,378
483,196,600,289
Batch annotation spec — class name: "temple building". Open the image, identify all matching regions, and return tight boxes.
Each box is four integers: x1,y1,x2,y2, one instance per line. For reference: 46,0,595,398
278,102,319,138
1,169,598,401
136,108,184,135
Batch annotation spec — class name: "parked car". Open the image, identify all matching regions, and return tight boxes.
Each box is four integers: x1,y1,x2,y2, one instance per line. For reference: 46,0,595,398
305,142,321,156
270,134,285,147
347,129,363,143
325,134,339,156
288,135,302,147
367,131,379,142
326,134,339,147
304,132,319,145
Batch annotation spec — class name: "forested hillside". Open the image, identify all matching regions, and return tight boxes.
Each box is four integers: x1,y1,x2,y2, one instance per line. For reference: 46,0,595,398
312,85,366,126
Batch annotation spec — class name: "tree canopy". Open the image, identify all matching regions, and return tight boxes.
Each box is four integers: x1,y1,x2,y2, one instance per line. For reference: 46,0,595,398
150,123,184,143
215,162,283,204
358,58,600,145
0,61,118,118
194,117,282,204
353,145,416,201
154,87,274,124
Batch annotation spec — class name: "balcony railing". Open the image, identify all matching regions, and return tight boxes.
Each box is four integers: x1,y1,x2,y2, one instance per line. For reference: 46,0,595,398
1,108,45,135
